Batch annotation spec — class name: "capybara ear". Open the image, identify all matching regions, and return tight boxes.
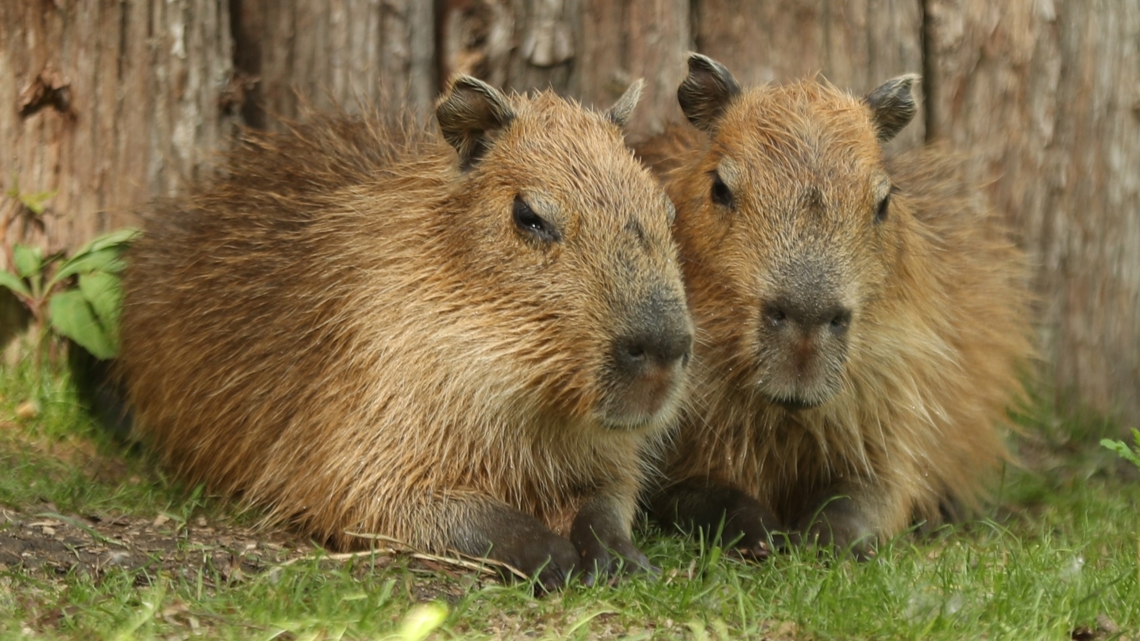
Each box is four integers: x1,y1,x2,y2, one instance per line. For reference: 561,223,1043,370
436,75,517,170
678,53,741,133
863,74,920,142
605,79,646,129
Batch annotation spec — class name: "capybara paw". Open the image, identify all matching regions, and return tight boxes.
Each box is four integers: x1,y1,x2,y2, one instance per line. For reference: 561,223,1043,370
651,479,784,561
732,537,773,561
578,539,659,587
725,501,784,561
796,500,877,560
509,535,580,593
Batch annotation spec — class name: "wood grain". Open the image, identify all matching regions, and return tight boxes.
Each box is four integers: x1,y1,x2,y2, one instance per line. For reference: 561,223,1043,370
694,0,925,148
1,0,236,257
247,0,437,123
927,0,1140,419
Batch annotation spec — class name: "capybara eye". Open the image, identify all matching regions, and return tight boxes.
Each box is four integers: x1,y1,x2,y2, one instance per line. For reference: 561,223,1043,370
874,190,892,224
710,172,734,208
513,195,560,243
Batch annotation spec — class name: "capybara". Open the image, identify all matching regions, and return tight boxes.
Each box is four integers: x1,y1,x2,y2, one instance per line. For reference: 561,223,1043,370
119,76,694,589
636,54,1033,557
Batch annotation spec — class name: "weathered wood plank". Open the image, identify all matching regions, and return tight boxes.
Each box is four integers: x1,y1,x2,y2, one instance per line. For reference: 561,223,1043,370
694,0,925,147
439,0,689,137
573,0,690,135
250,0,437,124
927,0,1140,420
0,0,236,254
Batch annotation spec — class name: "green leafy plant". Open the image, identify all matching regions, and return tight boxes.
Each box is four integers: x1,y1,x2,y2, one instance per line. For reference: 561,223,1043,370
2,183,136,361
1101,428,1140,471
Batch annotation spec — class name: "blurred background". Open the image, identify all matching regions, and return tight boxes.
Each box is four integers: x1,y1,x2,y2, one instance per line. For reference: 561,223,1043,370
1,0,1137,430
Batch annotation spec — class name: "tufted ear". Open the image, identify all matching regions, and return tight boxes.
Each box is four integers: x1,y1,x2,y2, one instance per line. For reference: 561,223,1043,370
677,53,742,133
604,79,645,129
863,74,920,142
436,75,516,170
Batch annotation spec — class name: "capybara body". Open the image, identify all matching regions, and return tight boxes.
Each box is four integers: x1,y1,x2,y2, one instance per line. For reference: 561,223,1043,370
120,77,693,587
637,55,1033,555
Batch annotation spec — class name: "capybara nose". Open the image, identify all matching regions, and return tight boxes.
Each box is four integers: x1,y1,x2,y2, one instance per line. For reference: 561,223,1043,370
614,325,693,374
763,297,852,336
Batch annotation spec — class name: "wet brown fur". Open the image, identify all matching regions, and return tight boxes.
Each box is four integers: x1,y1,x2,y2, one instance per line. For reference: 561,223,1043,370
637,65,1034,546
120,81,690,579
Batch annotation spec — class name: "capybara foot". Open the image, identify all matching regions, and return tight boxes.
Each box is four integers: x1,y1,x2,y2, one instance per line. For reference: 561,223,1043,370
570,499,658,586
796,496,877,560
456,504,579,592
514,534,581,593
649,478,783,560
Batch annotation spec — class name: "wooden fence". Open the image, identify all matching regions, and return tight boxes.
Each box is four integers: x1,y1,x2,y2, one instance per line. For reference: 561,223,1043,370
2,0,1138,423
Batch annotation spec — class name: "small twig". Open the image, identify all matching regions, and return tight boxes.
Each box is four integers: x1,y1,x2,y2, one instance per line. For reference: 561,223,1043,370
273,548,401,569
270,530,529,581
36,511,131,549
344,530,528,580
166,607,272,633
408,551,523,579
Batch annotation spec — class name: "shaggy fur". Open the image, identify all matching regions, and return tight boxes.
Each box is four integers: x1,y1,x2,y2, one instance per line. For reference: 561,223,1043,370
636,55,1034,554
120,78,692,587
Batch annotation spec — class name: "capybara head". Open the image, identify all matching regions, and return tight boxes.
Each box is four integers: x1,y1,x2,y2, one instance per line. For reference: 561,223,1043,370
667,55,919,409
434,77,693,430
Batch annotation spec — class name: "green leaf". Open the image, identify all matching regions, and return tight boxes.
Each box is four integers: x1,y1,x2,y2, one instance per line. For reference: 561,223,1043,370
0,269,31,298
78,271,123,344
396,603,448,641
1100,437,1140,469
18,189,56,216
69,228,139,259
91,227,139,252
50,247,125,286
13,244,43,279
48,290,117,359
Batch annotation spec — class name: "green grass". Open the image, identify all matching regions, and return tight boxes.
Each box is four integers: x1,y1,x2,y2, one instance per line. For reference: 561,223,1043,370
1,361,1137,640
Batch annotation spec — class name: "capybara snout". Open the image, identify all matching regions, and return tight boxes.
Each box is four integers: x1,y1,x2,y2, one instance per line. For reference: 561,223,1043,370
603,289,693,429
759,257,856,407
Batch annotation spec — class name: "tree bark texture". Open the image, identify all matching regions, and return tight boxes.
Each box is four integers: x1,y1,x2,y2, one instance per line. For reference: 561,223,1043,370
926,0,1140,420
693,0,925,148
232,0,437,128
0,0,236,250
1,0,1138,421
438,0,691,137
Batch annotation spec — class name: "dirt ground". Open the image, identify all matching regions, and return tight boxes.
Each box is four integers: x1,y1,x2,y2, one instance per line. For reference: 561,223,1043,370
0,504,324,586
0,418,501,615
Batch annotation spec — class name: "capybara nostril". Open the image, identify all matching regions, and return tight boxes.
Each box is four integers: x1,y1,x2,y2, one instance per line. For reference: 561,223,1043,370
763,303,788,327
828,308,852,335
625,342,647,362
763,297,850,335
614,326,693,374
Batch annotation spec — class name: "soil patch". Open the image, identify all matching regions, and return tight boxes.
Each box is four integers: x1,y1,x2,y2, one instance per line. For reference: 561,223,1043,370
0,505,324,586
